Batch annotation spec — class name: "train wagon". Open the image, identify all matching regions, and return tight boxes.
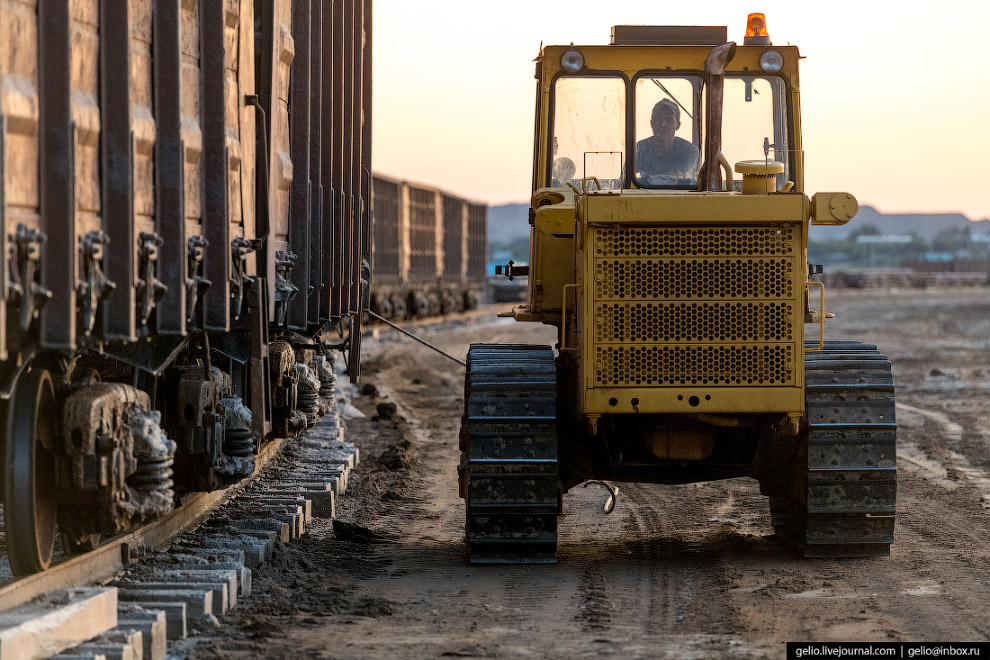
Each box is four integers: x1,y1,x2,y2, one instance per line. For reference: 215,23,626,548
0,0,372,575
368,174,487,321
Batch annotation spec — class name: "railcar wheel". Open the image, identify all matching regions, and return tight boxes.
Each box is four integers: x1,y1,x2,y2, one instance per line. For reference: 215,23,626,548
5,368,59,575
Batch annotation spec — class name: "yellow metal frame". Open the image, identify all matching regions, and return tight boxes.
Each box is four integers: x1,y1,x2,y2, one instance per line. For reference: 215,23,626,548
508,36,861,423
575,192,807,417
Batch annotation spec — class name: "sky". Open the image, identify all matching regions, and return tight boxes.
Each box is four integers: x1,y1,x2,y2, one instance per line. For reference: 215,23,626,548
372,1,990,220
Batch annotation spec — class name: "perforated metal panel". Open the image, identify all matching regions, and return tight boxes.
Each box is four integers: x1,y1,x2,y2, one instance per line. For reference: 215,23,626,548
595,258,793,299
595,344,794,386
595,226,796,257
594,302,794,343
589,225,800,388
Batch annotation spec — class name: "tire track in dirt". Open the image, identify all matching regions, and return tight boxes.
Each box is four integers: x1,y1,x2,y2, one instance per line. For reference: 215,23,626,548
188,292,990,659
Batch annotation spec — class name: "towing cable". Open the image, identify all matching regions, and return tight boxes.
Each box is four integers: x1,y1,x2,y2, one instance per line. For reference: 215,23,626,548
363,309,467,367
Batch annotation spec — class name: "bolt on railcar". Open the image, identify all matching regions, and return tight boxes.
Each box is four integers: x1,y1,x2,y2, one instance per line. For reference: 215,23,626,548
460,15,896,562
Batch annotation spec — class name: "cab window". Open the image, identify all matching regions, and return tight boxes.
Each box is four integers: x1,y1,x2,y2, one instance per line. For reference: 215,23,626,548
633,75,703,189
551,76,625,189
723,76,791,189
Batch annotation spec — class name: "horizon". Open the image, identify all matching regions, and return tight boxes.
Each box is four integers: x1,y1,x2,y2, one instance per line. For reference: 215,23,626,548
372,1,990,220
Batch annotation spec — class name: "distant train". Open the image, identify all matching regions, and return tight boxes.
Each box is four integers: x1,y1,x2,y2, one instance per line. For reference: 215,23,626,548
369,175,487,321
0,0,371,575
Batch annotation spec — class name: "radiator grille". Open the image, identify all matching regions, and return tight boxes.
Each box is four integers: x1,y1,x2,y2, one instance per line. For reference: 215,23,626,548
595,345,794,386
595,226,795,257
594,258,793,300
594,302,793,343
589,225,800,389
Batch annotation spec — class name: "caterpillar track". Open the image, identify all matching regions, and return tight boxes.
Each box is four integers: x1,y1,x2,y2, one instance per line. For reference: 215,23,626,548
771,340,897,557
460,344,560,563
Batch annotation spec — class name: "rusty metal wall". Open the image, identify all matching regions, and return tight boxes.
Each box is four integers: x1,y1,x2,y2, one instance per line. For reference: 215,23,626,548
407,185,439,284
0,0,42,358
368,178,488,304
1,0,373,359
466,203,488,281
442,195,464,283
371,176,402,285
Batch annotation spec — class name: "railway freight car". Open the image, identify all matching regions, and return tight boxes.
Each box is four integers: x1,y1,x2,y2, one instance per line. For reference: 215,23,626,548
369,174,487,321
0,0,372,575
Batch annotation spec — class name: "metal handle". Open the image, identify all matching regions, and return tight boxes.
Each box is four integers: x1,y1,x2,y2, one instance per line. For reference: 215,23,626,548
717,152,734,191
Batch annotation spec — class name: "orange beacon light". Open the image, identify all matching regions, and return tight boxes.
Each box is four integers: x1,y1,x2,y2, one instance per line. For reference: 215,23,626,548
744,13,771,45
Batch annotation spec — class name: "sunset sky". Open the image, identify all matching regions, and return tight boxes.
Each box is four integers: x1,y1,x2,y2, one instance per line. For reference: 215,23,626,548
372,1,990,220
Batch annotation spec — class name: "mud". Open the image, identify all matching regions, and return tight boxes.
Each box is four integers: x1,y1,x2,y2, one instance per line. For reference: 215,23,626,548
184,289,990,659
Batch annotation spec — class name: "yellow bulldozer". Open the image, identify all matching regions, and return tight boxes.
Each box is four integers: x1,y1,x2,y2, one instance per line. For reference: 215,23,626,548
459,15,896,563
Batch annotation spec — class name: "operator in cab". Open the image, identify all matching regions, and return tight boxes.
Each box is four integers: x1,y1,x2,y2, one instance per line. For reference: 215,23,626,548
635,99,700,182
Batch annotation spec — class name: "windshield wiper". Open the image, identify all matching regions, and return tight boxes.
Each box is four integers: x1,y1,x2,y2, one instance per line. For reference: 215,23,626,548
651,79,694,121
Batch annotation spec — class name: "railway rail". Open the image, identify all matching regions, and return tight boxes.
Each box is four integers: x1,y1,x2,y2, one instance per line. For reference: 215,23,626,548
0,393,358,658
0,438,286,613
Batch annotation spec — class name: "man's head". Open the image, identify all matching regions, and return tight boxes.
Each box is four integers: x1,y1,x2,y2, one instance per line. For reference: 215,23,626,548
651,99,681,145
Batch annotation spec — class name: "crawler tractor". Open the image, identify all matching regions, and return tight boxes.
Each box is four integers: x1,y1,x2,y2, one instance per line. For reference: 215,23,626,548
459,16,896,562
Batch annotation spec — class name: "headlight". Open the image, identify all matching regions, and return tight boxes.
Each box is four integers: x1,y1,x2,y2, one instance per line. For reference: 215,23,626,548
561,49,584,73
759,50,784,73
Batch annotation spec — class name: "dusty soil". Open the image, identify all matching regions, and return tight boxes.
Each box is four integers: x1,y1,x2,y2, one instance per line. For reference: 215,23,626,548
186,289,990,659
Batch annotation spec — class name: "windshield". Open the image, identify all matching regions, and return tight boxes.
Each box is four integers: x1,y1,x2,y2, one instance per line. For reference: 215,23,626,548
634,75,703,188
546,71,792,191
551,76,625,190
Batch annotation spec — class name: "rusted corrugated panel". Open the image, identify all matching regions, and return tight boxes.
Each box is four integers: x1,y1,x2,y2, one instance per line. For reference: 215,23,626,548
307,0,323,327
202,0,256,331
319,2,334,320
256,0,294,323
201,1,229,330
442,195,463,283
181,0,206,328
347,0,364,318
360,0,373,282
371,176,401,285
287,0,310,330
100,0,151,342
467,203,488,282
329,0,345,318
408,186,438,283
40,0,98,349
339,0,355,317
0,0,42,358
347,0,368,380
154,0,186,335
236,0,256,270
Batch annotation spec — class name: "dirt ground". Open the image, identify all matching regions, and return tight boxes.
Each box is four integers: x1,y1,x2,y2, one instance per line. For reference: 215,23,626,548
187,288,990,659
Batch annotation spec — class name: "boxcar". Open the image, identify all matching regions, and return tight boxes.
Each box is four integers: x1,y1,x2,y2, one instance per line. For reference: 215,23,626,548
368,174,487,321
0,0,372,575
